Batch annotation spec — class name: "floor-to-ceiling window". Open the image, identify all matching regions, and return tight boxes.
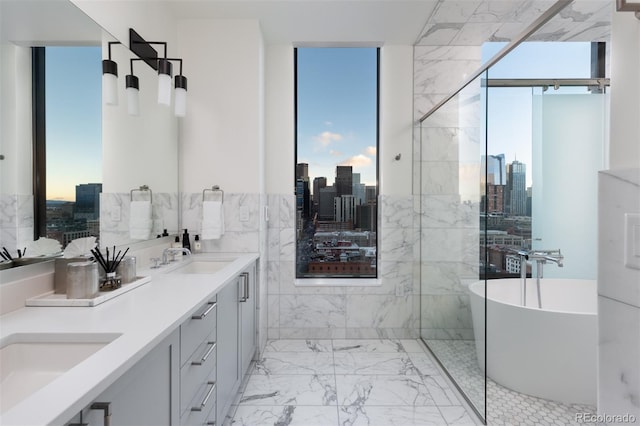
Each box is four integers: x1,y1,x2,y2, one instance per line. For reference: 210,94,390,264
294,47,379,280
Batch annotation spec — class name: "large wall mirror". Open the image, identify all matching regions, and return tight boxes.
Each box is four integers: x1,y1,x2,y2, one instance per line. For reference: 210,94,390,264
0,0,179,269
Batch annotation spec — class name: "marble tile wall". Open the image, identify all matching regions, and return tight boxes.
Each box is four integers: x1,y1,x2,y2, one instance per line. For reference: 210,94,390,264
414,69,482,340
100,192,179,247
0,194,34,251
181,191,268,353
597,169,640,421
266,193,419,340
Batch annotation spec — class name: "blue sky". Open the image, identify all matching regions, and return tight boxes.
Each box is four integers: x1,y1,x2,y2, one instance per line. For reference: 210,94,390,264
296,47,378,187
46,46,102,201
482,42,592,187
45,43,592,200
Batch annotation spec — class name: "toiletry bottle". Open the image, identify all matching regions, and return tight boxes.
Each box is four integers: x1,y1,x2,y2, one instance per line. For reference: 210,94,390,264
172,236,183,258
182,229,191,252
162,229,169,237
194,235,202,253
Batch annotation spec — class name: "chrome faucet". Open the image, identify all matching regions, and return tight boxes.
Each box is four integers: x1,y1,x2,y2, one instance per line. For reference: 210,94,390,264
528,249,563,308
162,247,191,265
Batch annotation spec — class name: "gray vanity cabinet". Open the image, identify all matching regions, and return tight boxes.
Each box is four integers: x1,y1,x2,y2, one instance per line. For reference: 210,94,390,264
215,277,239,424
70,328,180,426
239,262,256,377
216,262,257,425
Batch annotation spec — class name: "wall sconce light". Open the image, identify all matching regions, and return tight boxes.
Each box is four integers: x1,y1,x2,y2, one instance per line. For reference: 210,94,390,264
101,29,188,117
102,42,120,106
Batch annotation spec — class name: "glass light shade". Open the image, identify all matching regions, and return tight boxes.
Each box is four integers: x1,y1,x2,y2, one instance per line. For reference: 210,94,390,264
174,87,187,117
157,73,172,106
126,75,139,116
174,75,187,117
126,87,140,116
157,59,173,106
102,73,118,106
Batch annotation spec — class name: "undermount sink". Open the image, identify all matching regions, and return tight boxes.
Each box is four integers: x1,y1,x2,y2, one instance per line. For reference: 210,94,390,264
0,333,120,413
169,260,233,274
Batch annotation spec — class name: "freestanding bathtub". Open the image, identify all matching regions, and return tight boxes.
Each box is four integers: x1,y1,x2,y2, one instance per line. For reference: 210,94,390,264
468,278,597,405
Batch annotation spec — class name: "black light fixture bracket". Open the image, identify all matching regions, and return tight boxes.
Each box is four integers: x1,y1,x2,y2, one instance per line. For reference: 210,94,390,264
129,28,162,70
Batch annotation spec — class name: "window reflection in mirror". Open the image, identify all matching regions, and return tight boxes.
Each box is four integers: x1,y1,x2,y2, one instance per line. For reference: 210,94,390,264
36,46,102,249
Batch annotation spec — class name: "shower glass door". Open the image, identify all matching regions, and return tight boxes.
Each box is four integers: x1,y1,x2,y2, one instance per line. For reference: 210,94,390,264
419,70,488,420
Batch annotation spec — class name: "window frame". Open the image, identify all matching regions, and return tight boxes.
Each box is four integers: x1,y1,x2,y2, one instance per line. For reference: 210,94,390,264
293,46,381,284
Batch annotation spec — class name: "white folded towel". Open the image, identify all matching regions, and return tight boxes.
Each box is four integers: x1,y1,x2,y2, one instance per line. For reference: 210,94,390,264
129,200,152,240
201,200,224,240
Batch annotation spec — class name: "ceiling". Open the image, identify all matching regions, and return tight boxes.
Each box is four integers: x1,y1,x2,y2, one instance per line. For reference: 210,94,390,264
167,0,612,45
0,0,612,47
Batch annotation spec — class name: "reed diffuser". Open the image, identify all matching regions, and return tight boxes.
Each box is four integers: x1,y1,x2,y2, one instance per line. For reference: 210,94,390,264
91,246,129,291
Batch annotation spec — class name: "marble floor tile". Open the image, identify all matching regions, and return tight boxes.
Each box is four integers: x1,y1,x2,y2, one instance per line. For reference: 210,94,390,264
333,339,406,353
239,374,337,406
231,339,482,426
438,406,480,425
333,352,416,375
230,405,339,425
254,352,335,375
263,339,333,353
335,374,435,406
338,405,447,425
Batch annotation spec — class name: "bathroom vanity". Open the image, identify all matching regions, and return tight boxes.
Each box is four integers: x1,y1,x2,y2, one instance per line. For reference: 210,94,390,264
0,253,258,426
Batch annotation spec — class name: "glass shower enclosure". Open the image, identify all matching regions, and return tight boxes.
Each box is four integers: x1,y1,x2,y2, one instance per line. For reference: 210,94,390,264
417,60,608,423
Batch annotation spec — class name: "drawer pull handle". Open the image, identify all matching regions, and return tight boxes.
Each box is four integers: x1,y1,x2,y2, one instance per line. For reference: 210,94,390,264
192,342,216,366
192,302,216,320
191,381,216,412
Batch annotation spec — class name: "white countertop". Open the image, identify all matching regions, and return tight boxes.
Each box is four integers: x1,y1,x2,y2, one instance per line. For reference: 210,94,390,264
0,252,259,426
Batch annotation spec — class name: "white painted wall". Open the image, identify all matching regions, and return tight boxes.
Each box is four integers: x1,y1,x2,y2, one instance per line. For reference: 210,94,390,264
609,10,640,169
0,44,32,195
177,19,264,194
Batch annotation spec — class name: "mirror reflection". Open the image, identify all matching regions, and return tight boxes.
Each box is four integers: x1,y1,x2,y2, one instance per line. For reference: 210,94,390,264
0,0,179,270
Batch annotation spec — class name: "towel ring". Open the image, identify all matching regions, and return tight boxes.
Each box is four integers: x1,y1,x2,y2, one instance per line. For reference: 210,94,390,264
130,185,153,203
202,185,224,203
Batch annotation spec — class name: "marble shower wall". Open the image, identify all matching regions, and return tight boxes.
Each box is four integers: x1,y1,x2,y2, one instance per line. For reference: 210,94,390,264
266,193,419,340
100,192,179,247
0,194,34,251
412,0,610,342
597,169,640,420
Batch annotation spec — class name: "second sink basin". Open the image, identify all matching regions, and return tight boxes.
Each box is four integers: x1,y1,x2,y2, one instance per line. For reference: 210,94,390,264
0,333,120,414
169,260,232,274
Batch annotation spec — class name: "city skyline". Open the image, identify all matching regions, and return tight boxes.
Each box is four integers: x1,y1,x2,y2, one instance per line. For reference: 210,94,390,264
296,47,378,187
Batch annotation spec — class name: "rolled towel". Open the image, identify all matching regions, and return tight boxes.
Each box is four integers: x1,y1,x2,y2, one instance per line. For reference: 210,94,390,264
129,200,152,240
201,200,224,240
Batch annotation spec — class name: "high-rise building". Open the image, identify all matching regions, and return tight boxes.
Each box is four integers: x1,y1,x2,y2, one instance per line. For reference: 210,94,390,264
508,161,527,216
296,178,311,218
352,173,366,205
74,183,102,221
334,194,356,224
318,186,336,220
296,163,309,181
483,154,506,185
365,185,377,203
313,177,327,211
335,165,352,197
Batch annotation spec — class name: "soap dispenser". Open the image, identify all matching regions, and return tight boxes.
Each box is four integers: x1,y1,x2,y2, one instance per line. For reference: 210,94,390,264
193,235,202,253
182,229,191,252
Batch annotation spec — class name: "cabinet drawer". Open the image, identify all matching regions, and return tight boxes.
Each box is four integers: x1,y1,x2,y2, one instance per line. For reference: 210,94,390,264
181,334,217,415
181,299,217,365
180,379,217,426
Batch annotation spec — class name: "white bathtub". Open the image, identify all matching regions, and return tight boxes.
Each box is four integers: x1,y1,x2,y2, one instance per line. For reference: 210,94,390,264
468,278,597,405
